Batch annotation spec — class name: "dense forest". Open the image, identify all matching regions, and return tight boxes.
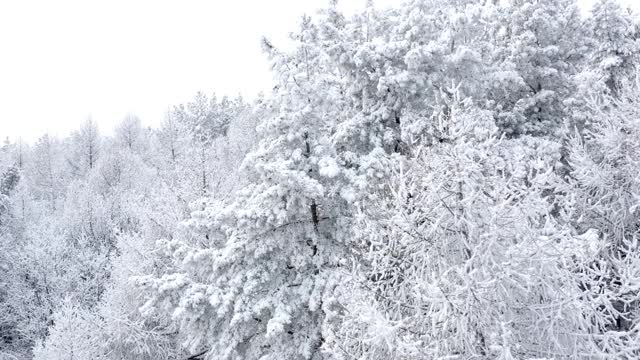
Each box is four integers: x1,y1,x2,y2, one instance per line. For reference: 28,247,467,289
2,0,640,358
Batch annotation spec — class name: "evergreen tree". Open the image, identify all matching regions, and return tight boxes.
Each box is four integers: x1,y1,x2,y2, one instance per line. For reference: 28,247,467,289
588,0,639,96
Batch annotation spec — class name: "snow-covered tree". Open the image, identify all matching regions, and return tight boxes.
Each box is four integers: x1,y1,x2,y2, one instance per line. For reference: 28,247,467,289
488,0,587,136
553,76,640,356
588,0,639,97
330,90,604,359
28,134,64,211
32,299,100,360
68,117,101,177
137,17,351,360
115,114,144,152
33,233,183,360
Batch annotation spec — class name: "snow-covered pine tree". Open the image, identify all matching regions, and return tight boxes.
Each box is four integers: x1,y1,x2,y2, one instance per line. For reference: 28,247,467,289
137,15,352,360
489,0,587,136
588,0,639,97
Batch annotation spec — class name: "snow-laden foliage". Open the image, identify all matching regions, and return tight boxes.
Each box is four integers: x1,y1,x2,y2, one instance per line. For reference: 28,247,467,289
32,233,182,360
329,92,604,359
551,78,640,357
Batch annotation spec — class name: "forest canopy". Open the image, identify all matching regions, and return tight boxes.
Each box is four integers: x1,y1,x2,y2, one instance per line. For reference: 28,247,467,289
2,0,640,359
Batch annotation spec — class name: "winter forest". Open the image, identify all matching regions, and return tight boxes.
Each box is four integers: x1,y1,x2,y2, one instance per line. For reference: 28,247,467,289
2,0,640,358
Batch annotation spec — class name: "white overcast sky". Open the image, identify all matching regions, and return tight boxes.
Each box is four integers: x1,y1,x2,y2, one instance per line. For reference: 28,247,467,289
0,0,636,142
